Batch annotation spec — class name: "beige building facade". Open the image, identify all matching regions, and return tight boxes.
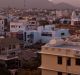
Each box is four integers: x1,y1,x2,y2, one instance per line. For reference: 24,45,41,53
40,38,80,75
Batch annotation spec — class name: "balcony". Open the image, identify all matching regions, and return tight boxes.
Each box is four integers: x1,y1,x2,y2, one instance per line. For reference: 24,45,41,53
0,55,18,61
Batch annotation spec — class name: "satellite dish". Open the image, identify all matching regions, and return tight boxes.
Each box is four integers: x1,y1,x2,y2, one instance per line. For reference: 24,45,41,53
49,39,64,46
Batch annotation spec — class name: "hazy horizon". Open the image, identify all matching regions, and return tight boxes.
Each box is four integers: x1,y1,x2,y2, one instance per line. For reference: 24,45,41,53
48,0,80,6
0,0,80,8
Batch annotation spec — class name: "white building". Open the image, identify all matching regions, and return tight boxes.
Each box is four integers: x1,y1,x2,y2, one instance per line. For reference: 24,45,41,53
56,10,63,18
26,20,39,30
10,22,26,32
38,25,70,43
41,28,70,43
60,18,71,24
71,11,80,25
23,25,70,46
23,30,41,46
10,20,39,32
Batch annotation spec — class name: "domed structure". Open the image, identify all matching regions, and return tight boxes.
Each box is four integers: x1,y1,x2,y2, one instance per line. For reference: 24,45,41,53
49,38,64,46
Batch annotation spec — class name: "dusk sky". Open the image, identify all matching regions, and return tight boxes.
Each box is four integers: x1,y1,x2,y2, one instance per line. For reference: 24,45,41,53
0,0,79,8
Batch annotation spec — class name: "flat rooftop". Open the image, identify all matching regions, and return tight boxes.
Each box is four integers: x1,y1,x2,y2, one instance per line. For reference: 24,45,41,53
46,40,80,51
54,44,80,51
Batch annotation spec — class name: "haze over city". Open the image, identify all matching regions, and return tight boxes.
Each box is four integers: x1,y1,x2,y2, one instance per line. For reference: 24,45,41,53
0,0,80,75
0,0,79,8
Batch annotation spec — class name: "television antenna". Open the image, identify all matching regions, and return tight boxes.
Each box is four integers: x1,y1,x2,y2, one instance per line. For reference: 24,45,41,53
24,0,26,10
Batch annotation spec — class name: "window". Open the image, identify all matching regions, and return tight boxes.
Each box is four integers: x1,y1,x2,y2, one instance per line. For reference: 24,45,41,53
2,27,3,30
58,72,62,75
57,56,62,64
41,33,52,36
24,32,26,41
2,48,5,51
2,21,4,24
9,45,11,49
61,33,65,36
28,39,33,43
76,58,80,65
63,20,68,24
67,58,71,66
10,52,15,56
19,26,21,28
67,73,71,75
11,25,15,28
31,22,35,24
27,34,34,38
13,45,16,49
0,47,1,50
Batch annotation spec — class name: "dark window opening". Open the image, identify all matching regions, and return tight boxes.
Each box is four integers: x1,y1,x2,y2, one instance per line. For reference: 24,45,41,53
57,56,62,64
41,33,52,36
13,45,16,49
58,72,62,75
24,32,26,41
61,33,65,36
67,73,71,75
67,58,71,66
2,48,5,51
9,45,11,49
76,58,80,65
19,26,21,28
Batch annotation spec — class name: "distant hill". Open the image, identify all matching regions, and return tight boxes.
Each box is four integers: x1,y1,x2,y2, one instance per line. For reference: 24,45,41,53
25,0,53,9
0,0,78,9
53,2,77,10
25,0,78,9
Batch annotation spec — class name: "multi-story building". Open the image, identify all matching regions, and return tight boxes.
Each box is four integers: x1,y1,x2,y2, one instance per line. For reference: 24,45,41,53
0,18,5,35
10,19,39,32
40,25,70,43
0,37,21,69
71,10,80,26
23,25,70,46
23,30,41,46
40,37,80,75
10,21,26,32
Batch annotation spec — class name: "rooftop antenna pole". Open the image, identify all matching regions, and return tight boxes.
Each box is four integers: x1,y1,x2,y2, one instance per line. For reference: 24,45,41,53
24,0,26,10
7,0,10,17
